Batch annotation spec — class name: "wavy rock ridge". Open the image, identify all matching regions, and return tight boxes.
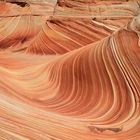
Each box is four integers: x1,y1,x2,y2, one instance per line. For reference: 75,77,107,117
0,0,140,140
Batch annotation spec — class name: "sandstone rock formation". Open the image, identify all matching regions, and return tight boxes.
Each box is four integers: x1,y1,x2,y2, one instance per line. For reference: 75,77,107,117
0,0,140,140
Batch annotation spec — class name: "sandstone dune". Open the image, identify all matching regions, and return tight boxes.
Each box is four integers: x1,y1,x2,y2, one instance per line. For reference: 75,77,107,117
0,0,140,140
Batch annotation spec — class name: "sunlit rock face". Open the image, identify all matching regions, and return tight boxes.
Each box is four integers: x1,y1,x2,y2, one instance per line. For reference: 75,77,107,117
0,0,140,140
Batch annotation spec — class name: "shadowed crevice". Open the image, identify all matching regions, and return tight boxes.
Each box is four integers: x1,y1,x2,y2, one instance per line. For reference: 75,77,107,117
9,1,29,7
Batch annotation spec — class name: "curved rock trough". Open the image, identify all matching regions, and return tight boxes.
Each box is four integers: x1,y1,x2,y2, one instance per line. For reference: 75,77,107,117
0,0,140,140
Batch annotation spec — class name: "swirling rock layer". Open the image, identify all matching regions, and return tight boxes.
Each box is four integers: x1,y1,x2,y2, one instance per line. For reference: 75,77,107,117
0,0,140,140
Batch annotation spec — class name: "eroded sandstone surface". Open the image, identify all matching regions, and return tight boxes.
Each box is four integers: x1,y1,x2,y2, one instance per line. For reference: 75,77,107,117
0,0,140,140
